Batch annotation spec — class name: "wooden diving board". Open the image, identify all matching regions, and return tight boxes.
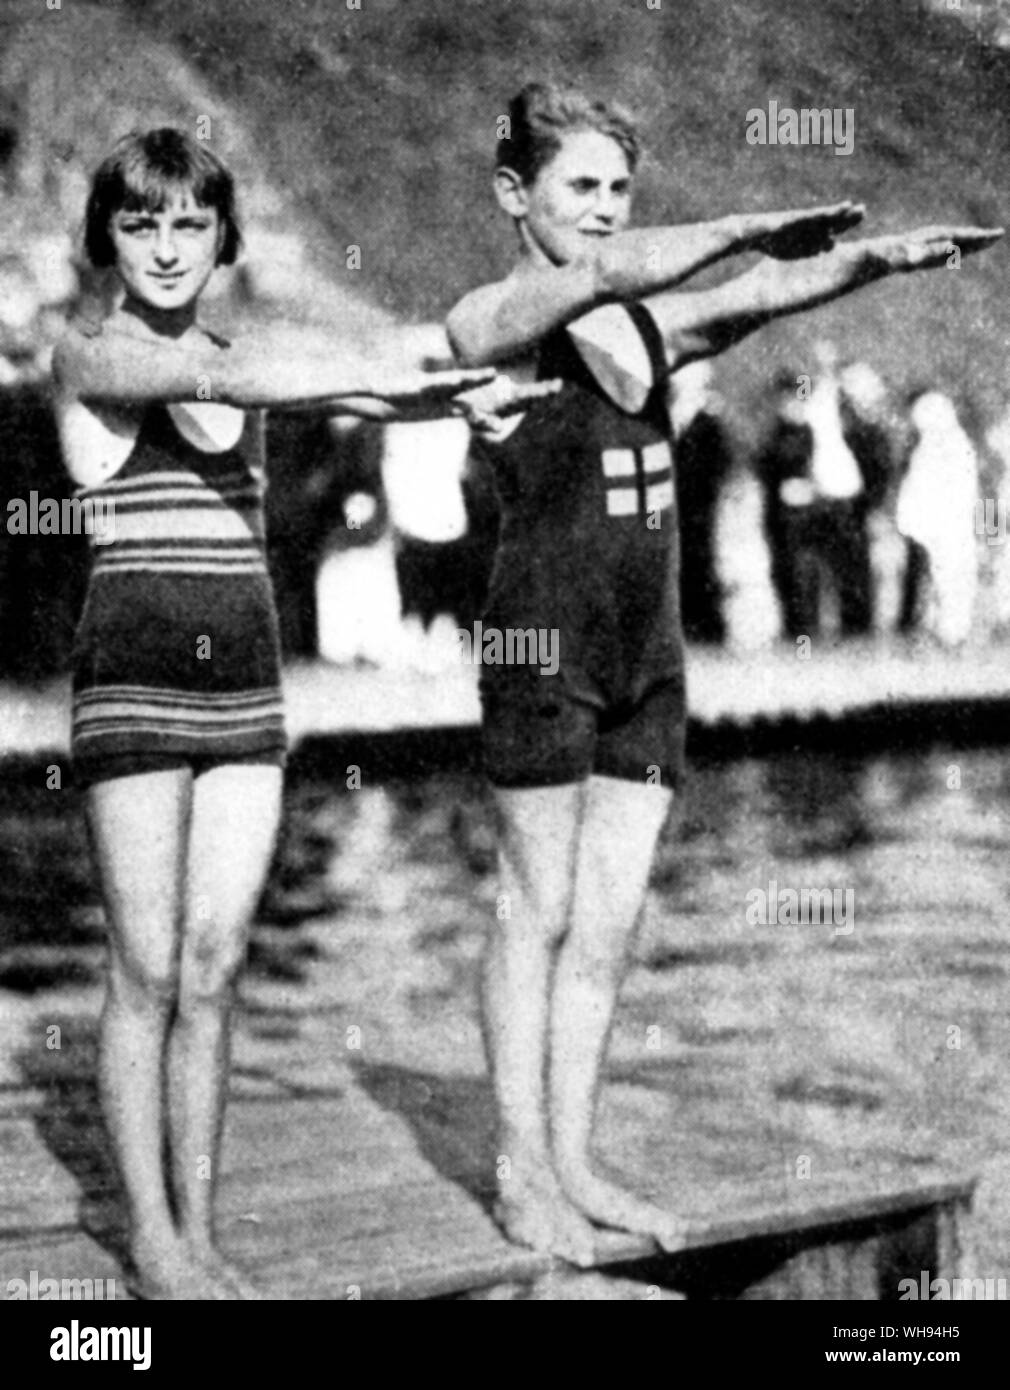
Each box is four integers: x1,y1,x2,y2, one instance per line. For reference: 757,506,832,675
0,1091,974,1300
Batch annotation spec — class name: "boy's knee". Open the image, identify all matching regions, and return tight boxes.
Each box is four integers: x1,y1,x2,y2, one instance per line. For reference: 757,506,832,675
565,929,629,986
497,879,571,944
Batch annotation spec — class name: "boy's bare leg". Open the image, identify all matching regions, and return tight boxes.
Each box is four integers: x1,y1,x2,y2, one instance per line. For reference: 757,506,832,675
483,784,597,1266
551,775,685,1249
169,763,282,1299
87,770,220,1299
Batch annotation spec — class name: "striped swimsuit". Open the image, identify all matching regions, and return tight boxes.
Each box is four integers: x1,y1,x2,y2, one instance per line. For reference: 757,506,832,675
71,396,287,786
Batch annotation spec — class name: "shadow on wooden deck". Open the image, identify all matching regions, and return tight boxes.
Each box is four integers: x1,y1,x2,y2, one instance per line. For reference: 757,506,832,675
1,1039,976,1300
354,1061,497,1210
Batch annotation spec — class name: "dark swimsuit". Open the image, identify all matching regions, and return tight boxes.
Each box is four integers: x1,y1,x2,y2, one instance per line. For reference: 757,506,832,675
70,344,286,787
475,303,686,789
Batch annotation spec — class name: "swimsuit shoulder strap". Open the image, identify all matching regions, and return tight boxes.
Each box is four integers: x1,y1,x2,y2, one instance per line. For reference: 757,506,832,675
566,302,668,416
68,313,106,339
624,301,669,387
197,324,232,350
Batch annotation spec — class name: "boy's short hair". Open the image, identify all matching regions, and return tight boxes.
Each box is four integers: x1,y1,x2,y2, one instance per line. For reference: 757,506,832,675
84,128,241,269
497,82,641,185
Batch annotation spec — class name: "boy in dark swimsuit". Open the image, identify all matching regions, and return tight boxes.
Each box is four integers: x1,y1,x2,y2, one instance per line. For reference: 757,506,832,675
448,81,1002,1263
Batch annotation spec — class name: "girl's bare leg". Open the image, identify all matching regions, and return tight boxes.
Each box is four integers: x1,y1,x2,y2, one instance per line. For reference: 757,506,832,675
483,783,597,1267
87,768,202,1298
551,776,686,1250
170,762,282,1298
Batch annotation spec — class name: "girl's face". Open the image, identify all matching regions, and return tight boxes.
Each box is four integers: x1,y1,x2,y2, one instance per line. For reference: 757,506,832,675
514,129,634,265
110,189,223,312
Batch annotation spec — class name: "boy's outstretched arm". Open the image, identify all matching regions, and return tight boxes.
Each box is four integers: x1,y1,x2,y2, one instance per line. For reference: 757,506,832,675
447,202,864,366
648,225,1004,370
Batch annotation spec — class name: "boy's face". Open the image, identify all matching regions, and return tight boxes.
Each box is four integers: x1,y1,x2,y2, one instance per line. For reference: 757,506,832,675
513,129,634,266
110,189,223,312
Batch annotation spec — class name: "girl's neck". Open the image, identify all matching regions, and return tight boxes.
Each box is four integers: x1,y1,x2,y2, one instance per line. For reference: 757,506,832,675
119,293,198,340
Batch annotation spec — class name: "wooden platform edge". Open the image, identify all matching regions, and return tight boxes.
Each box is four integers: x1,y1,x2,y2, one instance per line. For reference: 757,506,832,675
348,1171,977,1300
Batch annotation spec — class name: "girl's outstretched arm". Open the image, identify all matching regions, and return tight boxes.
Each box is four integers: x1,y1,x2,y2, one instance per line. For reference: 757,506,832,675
647,225,1004,371
447,202,864,366
324,374,562,426
51,320,496,416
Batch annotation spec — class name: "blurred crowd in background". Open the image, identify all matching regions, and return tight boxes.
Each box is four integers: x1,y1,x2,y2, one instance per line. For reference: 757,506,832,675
2,251,1010,681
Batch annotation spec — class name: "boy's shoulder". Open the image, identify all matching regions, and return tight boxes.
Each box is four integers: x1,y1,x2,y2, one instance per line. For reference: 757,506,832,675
446,274,517,362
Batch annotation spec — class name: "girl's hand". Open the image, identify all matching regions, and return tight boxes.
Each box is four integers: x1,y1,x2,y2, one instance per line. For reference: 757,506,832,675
451,376,563,434
374,366,497,409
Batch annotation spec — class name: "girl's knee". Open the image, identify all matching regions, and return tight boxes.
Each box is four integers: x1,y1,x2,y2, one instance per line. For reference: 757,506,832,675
179,930,246,1009
108,948,178,1010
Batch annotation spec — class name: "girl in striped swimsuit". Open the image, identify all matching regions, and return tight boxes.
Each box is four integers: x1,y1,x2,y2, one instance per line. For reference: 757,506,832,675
52,128,545,1299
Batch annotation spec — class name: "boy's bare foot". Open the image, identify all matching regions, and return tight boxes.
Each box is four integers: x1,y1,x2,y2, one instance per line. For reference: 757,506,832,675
494,1164,598,1268
558,1167,688,1253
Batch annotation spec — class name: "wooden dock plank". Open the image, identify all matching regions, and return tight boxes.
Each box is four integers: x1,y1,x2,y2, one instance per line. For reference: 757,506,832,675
0,1091,975,1299
0,1230,128,1300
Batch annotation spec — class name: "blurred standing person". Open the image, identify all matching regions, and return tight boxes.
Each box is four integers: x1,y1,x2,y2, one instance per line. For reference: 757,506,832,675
756,369,818,635
757,342,887,639
896,390,980,645
670,360,733,643
838,361,904,634
981,405,1010,632
713,456,781,650
384,414,473,670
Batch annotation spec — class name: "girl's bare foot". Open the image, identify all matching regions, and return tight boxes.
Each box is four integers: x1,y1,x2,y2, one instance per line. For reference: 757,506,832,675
188,1242,265,1300
129,1235,233,1300
558,1167,688,1253
494,1162,598,1268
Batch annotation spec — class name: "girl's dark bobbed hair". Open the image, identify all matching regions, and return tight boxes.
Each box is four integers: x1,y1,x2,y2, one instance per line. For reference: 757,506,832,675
84,128,241,269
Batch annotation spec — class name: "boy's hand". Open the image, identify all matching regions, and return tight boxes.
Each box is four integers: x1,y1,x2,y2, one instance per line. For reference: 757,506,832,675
863,225,1004,274
748,201,866,259
453,376,562,434
376,366,496,406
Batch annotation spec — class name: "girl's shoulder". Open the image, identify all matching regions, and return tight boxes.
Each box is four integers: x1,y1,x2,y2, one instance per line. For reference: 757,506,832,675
59,314,232,347
55,310,111,357
51,314,108,398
